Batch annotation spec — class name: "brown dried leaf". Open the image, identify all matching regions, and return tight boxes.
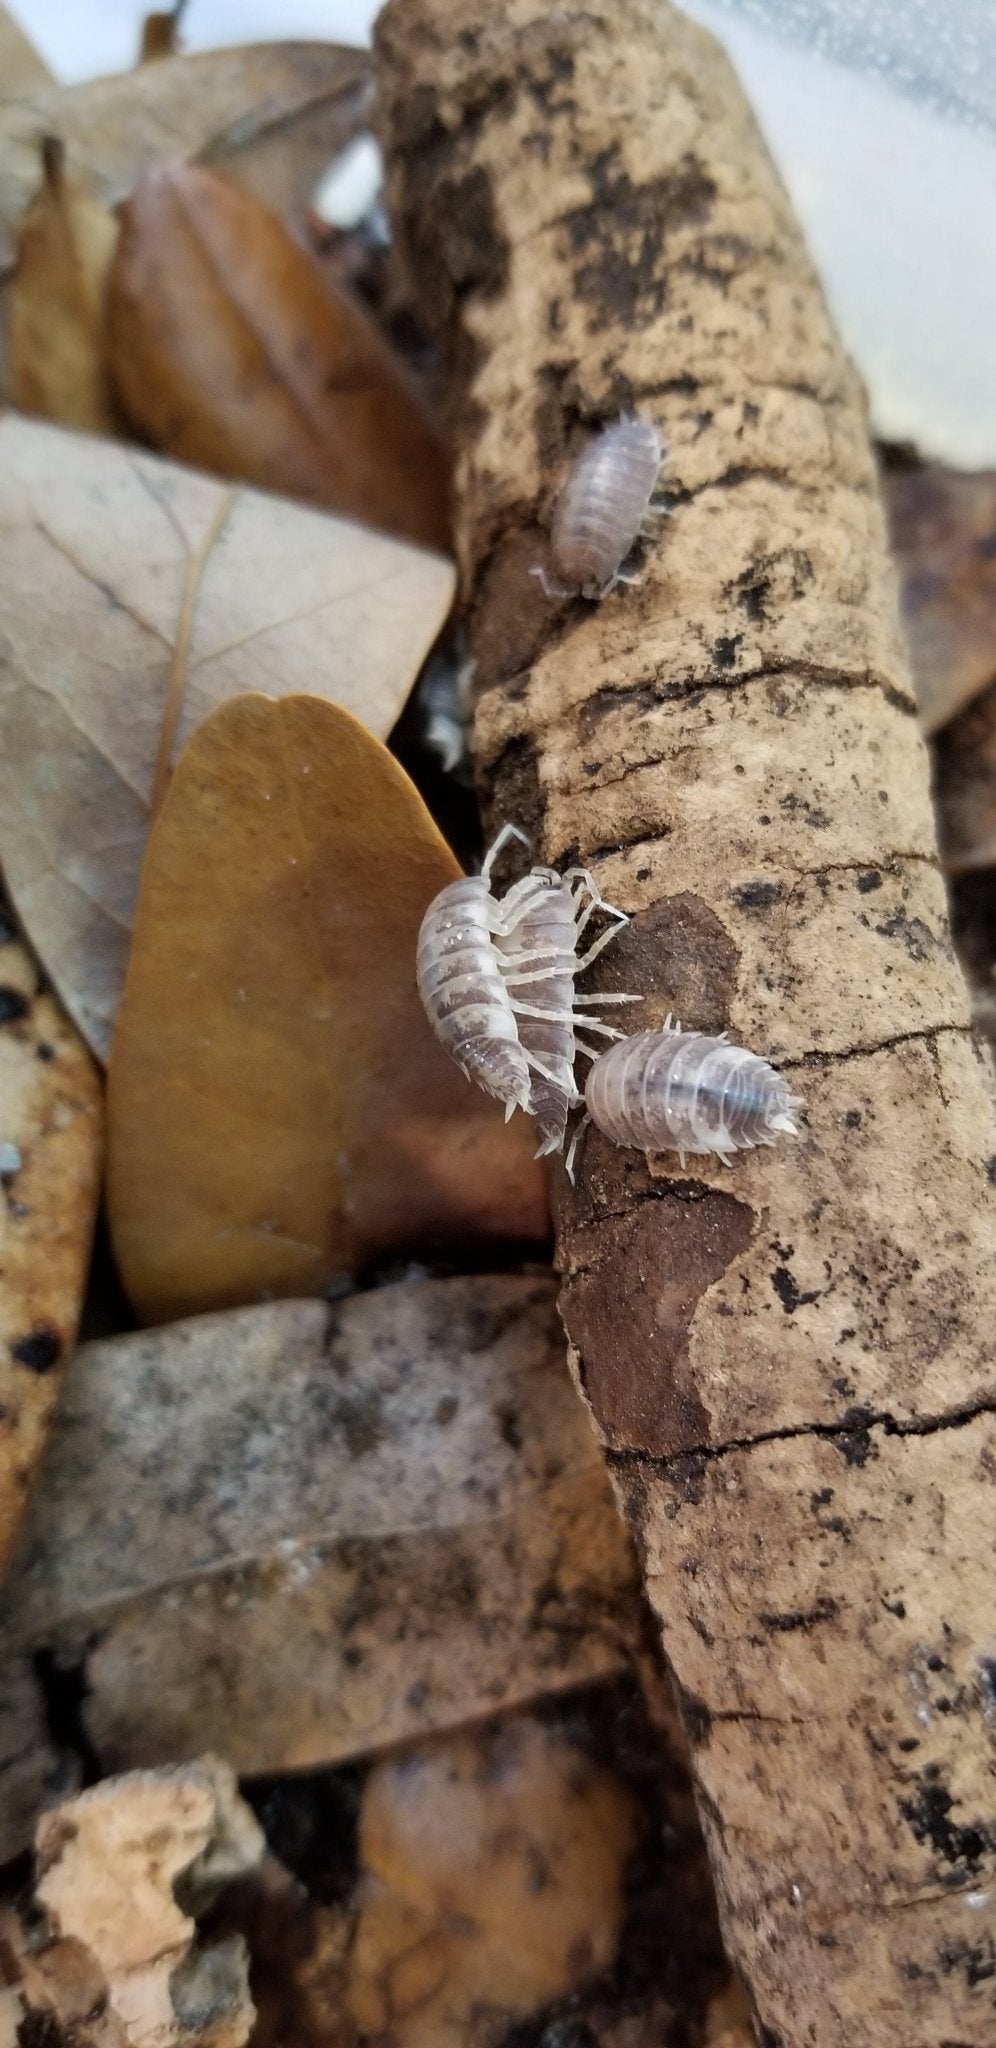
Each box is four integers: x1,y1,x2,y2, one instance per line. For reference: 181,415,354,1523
347,1716,639,2048
10,1760,263,2048
0,42,372,245
933,677,996,875
0,917,102,1577
0,414,455,1059
10,139,121,432
138,9,184,64
106,695,546,1319
0,1279,636,1782
883,463,996,734
109,165,449,550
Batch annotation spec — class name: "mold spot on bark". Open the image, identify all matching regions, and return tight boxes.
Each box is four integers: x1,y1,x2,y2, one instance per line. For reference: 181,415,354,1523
563,147,716,330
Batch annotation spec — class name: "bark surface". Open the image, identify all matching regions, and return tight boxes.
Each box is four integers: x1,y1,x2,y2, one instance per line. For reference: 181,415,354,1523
376,4,996,2043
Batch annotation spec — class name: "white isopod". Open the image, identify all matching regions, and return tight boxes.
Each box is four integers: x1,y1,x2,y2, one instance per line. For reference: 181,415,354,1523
496,861,638,1153
416,825,635,1141
534,414,667,600
569,1021,804,1177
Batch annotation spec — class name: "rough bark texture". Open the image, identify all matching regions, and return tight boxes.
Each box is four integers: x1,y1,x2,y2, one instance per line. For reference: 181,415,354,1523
375,5,996,2043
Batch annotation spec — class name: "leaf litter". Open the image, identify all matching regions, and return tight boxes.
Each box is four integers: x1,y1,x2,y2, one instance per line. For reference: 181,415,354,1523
0,414,455,1058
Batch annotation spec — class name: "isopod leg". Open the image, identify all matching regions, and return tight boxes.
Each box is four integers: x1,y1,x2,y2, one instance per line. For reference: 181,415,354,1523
564,1112,591,1185
481,821,530,881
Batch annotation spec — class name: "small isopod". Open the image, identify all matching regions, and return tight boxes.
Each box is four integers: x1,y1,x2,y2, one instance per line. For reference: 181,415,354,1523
416,824,533,1116
535,414,666,600
416,826,635,1140
496,862,637,1154
569,1021,804,1176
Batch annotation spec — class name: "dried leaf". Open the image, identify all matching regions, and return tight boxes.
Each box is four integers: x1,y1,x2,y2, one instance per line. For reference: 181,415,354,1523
10,138,121,432
0,914,102,1577
0,41,372,245
0,414,455,1059
0,6,52,104
933,678,996,875
0,1279,636,1781
347,1716,639,2048
109,165,449,550
883,463,996,734
138,8,185,64
106,696,546,1318
6,1760,263,2048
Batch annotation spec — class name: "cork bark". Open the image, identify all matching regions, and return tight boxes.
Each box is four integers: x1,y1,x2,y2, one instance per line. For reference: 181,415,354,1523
375,5,996,2043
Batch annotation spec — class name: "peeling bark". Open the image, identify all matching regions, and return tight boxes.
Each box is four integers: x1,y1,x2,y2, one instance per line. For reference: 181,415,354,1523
376,4,996,2041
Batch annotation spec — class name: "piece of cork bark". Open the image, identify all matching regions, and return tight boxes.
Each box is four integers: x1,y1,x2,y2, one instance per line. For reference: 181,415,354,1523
376,3,996,2041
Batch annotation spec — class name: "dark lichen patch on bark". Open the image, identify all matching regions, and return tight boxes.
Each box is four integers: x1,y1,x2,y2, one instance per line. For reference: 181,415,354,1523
562,147,717,331
561,1192,753,1455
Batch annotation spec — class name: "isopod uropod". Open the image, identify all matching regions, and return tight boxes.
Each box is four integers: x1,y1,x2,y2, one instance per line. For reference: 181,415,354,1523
416,826,635,1142
571,1022,803,1176
536,414,666,600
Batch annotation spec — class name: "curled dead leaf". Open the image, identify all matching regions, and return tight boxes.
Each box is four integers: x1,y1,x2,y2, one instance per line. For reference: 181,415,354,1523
11,137,121,432
109,163,449,550
0,414,455,1059
0,1280,635,1789
106,695,547,1319
0,6,52,104
0,42,372,245
0,914,102,1577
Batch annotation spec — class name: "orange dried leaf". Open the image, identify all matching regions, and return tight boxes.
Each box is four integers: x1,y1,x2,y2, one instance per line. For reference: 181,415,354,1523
10,138,121,432
107,695,547,1321
109,163,449,550
0,414,455,1060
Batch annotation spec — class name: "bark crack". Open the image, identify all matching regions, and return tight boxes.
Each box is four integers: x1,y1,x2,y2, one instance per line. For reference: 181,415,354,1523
604,1388,996,1482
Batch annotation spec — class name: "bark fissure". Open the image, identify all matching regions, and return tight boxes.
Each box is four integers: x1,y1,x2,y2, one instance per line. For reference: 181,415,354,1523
604,1388,996,1482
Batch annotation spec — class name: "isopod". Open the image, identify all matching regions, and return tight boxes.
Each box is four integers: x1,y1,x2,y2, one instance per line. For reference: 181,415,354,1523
416,825,635,1139
536,414,666,600
569,1021,803,1176
496,862,637,1154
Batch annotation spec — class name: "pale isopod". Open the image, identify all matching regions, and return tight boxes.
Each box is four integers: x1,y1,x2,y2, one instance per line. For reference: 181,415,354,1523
570,1021,803,1176
416,826,635,1139
416,825,533,1115
536,414,666,600
496,864,637,1154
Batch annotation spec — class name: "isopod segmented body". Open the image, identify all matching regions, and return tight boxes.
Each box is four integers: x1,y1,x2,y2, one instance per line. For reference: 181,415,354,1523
417,826,635,1142
581,1024,803,1169
497,864,635,1153
547,414,665,599
416,827,532,1114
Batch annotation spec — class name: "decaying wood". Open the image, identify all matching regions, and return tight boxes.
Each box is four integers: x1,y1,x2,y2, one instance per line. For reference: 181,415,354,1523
0,915,102,1576
0,1279,638,1834
376,3,996,2041
2,1757,261,2048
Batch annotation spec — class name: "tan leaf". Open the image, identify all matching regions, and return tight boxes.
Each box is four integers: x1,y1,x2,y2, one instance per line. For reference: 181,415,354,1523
348,1716,639,2048
0,1279,637,1781
0,915,102,1578
0,40,372,244
10,138,121,432
0,6,52,105
883,462,996,734
0,413,455,1059
106,694,547,1318
108,164,449,550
